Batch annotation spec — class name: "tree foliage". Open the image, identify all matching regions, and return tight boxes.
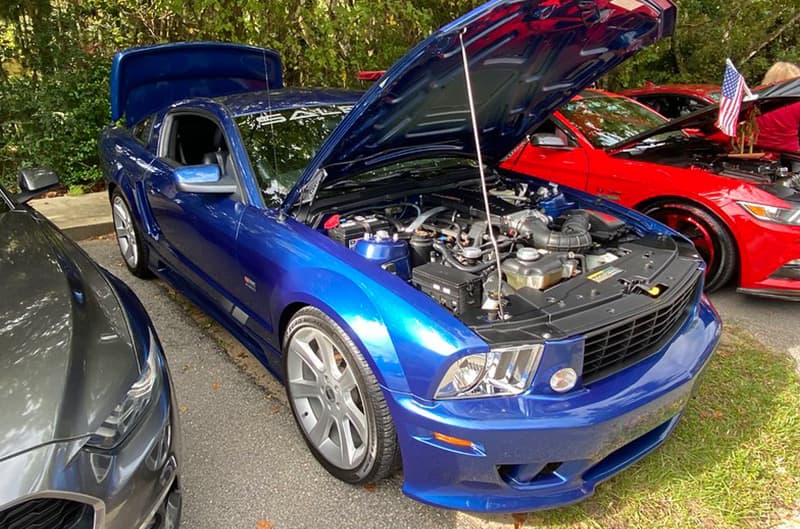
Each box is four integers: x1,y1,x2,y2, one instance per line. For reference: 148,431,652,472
0,0,797,191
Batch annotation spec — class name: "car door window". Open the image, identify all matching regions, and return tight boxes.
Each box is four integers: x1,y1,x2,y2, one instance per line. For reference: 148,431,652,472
132,115,154,145
160,113,241,198
636,95,674,118
676,96,709,116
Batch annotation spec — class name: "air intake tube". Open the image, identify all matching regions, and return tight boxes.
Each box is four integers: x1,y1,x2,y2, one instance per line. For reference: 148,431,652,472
516,211,592,252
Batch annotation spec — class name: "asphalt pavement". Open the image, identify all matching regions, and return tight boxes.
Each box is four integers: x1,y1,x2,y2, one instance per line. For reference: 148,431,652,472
80,237,800,528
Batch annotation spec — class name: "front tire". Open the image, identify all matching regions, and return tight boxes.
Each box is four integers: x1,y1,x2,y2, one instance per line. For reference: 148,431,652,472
111,189,152,279
642,201,736,292
283,307,399,484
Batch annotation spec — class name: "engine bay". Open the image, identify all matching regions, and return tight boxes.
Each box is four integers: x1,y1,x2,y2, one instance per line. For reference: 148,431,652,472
316,176,701,329
620,137,800,197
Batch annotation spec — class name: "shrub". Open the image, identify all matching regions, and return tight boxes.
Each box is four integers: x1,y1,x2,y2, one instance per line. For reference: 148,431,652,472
1,51,109,192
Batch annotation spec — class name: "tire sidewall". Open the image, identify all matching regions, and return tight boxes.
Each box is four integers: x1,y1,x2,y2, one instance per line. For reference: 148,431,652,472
644,202,736,291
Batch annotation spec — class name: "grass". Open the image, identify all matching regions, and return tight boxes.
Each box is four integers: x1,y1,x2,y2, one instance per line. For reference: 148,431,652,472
524,327,800,529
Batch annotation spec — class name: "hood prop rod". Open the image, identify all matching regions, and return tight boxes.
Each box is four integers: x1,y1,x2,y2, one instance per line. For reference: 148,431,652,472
458,28,506,320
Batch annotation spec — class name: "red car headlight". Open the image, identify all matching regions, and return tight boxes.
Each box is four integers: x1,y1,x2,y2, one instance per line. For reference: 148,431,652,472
738,202,800,226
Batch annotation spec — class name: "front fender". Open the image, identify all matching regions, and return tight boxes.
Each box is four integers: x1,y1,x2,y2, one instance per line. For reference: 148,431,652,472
236,210,488,398
273,266,487,398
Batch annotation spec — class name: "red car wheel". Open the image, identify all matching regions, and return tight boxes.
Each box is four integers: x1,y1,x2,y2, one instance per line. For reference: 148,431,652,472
643,202,736,292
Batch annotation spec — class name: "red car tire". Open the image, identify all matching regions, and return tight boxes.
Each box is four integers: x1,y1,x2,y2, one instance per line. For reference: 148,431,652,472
642,201,736,292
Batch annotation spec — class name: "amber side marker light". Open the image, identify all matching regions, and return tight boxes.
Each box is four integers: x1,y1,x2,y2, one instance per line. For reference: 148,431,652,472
433,432,474,449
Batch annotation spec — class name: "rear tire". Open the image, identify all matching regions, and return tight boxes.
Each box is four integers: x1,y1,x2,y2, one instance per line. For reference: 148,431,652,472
283,307,399,484
642,201,736,292
111,189,152,279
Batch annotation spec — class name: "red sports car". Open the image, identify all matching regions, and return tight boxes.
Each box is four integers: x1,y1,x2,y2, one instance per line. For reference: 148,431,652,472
503,84,800,298
621,83,719,119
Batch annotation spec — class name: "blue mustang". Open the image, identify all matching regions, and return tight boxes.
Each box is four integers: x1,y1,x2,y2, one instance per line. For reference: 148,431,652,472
100,0,720,513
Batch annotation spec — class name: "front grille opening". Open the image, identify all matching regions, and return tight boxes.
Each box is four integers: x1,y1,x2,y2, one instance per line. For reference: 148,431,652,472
0,498,93,529
582,276,701,384
498,461,564,486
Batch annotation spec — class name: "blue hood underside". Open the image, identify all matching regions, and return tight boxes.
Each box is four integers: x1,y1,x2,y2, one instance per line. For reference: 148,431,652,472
285,0,676,207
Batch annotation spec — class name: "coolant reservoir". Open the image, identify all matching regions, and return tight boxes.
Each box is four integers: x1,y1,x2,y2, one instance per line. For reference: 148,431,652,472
354,231,411,280
502,251,565,290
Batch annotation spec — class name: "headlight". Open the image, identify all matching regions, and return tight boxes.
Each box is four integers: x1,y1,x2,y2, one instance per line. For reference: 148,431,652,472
739,202,800,225
86,334,160,449
435,344,544,399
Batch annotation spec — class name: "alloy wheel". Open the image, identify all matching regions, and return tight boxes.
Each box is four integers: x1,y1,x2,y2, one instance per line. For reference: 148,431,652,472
286,326,369,470
112,195,139,269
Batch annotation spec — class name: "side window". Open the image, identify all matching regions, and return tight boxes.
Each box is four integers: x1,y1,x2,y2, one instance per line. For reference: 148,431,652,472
132,115,154,145
160,113,241,198
637,95,674,118
677,96,709,116
162,114,237,176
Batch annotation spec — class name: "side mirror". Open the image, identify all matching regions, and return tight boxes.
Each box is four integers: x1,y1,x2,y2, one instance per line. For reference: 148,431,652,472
15,168,61,203
174,165,237,194
530,133,569,148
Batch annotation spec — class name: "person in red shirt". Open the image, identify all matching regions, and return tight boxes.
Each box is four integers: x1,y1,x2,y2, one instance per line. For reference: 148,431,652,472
756,62,800,153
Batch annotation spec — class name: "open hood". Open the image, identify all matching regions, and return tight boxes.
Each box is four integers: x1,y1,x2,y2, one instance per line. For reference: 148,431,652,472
610,77,800,151
111,42,283,126
285,0,676,208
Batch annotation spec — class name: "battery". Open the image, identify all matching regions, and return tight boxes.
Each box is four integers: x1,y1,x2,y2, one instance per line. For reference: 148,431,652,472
328,215,390,248
412,263,482,315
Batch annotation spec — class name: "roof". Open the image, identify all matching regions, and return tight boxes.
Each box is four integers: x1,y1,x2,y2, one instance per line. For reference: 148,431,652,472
216,88,363,117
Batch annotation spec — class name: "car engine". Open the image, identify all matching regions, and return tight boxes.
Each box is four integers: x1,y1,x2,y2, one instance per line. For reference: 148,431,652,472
319,180,692,323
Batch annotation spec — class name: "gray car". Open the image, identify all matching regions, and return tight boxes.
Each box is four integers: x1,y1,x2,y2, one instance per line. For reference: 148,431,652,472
0,170,181,529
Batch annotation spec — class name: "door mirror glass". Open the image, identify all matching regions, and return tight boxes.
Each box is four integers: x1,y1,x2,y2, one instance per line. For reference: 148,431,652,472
174,165,237,194
15,168,60,203
530,133,568,148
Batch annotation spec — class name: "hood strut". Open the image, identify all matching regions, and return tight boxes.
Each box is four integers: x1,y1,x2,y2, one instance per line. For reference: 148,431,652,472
459,28,506,320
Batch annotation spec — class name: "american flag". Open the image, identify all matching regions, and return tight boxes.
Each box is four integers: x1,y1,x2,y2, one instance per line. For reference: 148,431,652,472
716,60,748,137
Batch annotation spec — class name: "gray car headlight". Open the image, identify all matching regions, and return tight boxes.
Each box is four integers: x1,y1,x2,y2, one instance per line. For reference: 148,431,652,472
435,344,544,399
739,202,800,226
86,333,160,449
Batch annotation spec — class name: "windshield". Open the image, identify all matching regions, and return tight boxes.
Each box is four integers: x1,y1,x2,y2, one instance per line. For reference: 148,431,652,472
236,105,351,207
560,95,668,149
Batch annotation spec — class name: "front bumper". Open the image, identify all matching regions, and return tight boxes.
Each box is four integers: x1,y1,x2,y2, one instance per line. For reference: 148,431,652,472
0,338,182,529
736,218,800,298
386,297,720,513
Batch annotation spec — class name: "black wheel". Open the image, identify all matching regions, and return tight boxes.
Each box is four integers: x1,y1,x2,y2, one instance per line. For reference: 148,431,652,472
111,189,152,279
642,201,736,292
283,307,399,484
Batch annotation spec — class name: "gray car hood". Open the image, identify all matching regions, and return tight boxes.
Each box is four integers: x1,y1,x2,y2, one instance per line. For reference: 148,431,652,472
0,208,138,461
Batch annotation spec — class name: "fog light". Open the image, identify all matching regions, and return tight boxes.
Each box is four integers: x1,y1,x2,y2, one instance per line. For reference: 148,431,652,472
772,260,800,280
550,368,578,393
